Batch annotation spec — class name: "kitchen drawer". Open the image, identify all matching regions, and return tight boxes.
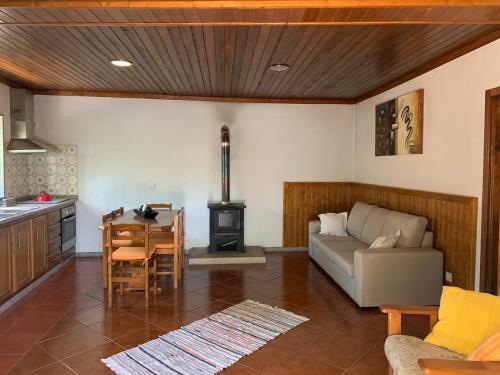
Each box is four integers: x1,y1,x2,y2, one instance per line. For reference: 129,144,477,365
48,236,61,254
47,251,61,269
47,211,61,227
48,223,60,239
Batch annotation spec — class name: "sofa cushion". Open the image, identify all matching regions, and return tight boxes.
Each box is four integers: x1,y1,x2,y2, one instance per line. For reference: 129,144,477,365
385,335,465,375
360,207,391,245
319,212,348,236
381,211,428,248
346,202,375,239
319,241,368,277
310,233,360,245
425,286,500,355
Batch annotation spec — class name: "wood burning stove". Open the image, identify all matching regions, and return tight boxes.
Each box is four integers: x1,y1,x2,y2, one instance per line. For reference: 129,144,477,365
208,125,246,253
208,202,245,252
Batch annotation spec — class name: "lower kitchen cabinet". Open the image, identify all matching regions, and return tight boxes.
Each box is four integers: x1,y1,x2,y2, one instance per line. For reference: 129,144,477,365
12,220,32,292
31,215,47,279
0,227,12,302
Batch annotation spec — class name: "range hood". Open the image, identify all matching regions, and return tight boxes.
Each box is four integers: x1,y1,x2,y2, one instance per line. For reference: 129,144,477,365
6,89,58,153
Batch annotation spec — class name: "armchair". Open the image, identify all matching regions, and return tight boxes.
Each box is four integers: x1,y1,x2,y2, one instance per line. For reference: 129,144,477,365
380,305,500,375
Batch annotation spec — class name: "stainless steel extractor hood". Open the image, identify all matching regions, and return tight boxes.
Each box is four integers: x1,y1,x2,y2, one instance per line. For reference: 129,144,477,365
6,89,58,153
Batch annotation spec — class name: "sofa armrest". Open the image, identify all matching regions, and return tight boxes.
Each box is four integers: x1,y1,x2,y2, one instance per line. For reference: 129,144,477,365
309,220,321,234
380,305,438,335
354,247,443,307
418,359,500,375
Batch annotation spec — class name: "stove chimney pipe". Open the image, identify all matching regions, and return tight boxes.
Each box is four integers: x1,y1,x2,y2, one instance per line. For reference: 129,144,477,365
221,125,230,204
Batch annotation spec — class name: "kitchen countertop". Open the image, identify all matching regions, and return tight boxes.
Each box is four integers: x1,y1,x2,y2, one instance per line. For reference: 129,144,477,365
0,198,77,228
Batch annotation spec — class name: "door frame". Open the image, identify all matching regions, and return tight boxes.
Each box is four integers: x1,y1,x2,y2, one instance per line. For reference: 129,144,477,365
481,86,500,293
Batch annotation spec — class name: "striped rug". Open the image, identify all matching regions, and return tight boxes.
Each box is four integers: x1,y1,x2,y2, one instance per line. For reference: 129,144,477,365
102,300,309,374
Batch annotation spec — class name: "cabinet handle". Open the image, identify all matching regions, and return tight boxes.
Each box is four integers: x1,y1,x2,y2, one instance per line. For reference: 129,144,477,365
36,227,38,241
18,232,20,249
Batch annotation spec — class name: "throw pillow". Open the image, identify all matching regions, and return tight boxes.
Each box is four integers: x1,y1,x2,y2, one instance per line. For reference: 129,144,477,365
468,330,500,361
369,230,401,249
425,286,500,355
318,212,348,236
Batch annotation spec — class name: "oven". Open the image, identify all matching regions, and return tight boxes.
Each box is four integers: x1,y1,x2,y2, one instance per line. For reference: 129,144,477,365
61,205,76,253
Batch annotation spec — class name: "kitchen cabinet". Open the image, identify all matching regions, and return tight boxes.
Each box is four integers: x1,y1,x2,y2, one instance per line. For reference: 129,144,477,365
31,215,47,279
12,220,31,292
47,210,61,269
0,227,12,302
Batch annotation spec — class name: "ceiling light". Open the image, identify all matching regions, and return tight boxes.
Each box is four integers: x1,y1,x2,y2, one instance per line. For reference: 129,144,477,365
111,59,133,67
267,63,290,72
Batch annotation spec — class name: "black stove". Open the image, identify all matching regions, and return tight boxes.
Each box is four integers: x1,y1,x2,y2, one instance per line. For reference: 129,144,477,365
208,126,245,253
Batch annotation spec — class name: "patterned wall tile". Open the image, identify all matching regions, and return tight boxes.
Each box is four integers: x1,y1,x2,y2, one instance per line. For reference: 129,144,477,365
4,144,78,198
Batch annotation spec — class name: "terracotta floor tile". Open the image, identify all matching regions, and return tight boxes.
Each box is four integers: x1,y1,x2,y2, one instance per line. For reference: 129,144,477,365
0,334,41,355
40,317,87,342
221,291,276,306
346,341,389,375
88,314,154,340
6,346,56,375
63,342,123,374
266,351,344,375
0,355,21,375
0,306,36,335
25,362,75,375
37,327,109,360
0,255,396,374
238,342,297,372
220,363,260,374
5,305,72,336
113,326,166,349
66,304,126,326
155,312,202,331
188,300,232,316
295,337,372,369
195,285,242,299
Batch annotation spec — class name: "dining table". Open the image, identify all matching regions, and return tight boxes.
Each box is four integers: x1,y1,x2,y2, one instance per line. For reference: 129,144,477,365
98,209,180,289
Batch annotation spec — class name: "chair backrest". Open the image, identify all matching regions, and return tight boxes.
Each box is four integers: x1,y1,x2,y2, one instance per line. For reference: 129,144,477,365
102,207,125,224
106,223,150,259
178,208,185,247
148,203,172,210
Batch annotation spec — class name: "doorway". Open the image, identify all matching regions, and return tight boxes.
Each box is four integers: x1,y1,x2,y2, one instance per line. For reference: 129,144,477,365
481,87,500,295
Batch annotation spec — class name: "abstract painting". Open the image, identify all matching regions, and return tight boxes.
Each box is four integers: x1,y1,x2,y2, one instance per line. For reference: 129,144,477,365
375,89,424,156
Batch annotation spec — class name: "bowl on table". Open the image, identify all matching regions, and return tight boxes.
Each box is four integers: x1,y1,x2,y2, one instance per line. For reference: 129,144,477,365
133,208,159,219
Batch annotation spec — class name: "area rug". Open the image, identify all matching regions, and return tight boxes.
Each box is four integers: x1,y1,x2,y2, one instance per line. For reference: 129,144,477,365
102,300,309,375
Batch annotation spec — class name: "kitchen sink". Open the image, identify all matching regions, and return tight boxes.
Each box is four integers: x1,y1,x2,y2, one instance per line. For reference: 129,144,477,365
0,206,39,211
0,213,16,220
0,205,41,220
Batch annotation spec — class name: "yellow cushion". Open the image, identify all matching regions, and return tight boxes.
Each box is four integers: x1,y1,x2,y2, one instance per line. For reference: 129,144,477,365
425,287,500,355
111,247,153,261
468,330,500,361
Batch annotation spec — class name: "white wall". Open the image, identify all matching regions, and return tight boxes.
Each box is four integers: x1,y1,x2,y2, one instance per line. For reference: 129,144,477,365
353,39,500,288
34,96,354,252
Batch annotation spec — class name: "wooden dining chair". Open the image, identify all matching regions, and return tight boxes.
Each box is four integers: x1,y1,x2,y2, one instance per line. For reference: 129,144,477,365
101,207,129,287
106,222,156,307
149,209,183,288
147,203,173,210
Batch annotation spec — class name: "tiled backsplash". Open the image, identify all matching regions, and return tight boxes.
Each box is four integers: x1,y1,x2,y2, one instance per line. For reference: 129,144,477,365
4,145,78,198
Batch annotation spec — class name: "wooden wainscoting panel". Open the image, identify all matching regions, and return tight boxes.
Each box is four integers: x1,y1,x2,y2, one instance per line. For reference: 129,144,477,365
283,182,351,247
283,181,478,290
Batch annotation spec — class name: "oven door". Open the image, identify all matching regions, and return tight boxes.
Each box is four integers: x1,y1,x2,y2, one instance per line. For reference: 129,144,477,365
61,214,76,251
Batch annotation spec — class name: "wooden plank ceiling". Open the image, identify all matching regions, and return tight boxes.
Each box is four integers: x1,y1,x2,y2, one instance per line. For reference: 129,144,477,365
0,3,498,103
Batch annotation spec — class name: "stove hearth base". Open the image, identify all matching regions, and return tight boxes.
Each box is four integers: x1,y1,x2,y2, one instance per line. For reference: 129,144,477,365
189,246,266,265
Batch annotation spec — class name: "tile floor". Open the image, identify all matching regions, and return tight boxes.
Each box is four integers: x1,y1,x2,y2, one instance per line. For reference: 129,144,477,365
0,252,429,374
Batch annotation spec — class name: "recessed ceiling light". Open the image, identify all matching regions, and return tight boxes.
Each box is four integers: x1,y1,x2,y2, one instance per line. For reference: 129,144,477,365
111,59,133,67
267,63,290,72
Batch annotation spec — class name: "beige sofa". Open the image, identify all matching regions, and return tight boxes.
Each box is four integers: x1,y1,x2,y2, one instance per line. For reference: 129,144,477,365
309,201,443,307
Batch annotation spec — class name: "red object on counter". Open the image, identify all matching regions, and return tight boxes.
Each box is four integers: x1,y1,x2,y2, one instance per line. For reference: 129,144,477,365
35,191,52,202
